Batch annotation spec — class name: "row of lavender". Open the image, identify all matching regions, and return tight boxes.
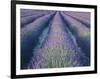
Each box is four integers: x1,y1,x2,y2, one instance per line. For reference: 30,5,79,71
21,9,90,69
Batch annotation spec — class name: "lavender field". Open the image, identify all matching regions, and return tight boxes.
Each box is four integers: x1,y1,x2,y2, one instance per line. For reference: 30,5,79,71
20,9,90,69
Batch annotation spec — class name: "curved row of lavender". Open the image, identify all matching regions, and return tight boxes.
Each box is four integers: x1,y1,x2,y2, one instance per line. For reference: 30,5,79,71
21,9,90,69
